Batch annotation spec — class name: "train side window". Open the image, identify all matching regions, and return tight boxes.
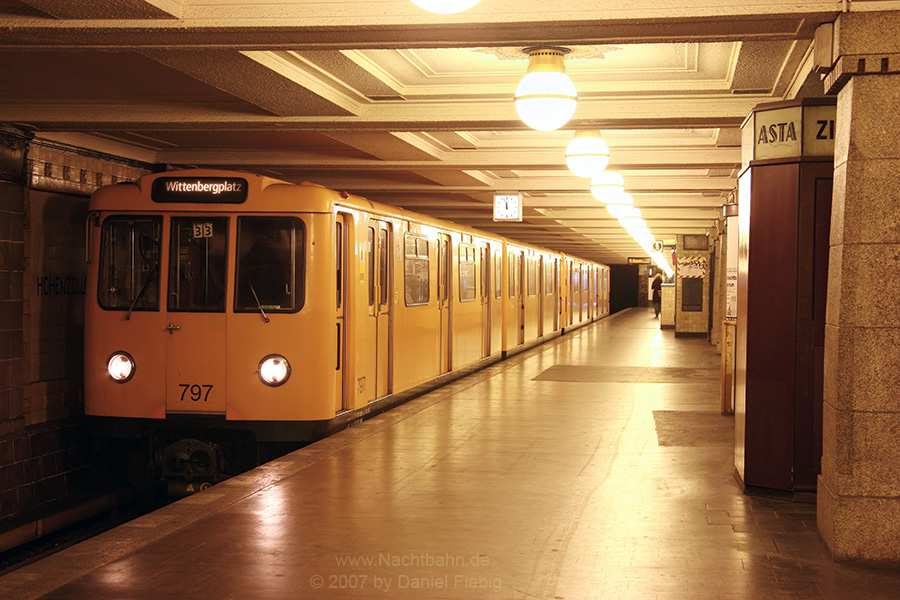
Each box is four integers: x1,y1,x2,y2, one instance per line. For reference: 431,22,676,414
527,256,537,297
379,227,389,307
404,234,429,306
481,246,488,300
336,221,343,309
367,227,375,307
494,250,501,299
235,217,305,313
459,244,476,302
168,217,229,312
544,258,554,295
98,216,161,311
507,251,515,298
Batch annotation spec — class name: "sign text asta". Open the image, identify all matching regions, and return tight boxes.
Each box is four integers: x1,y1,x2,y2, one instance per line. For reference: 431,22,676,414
757,122,797,145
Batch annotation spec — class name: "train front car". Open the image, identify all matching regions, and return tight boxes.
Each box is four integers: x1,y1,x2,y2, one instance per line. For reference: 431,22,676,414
85,170,338,495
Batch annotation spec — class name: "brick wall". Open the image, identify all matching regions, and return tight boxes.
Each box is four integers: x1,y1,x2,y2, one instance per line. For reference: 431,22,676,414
0,129,144,536
25,190,90,425
0,179,25,439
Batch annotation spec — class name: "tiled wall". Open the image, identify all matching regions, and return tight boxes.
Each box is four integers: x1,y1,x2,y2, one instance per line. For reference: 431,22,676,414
0,129,145,533
675,234,711,336
0,179,25,440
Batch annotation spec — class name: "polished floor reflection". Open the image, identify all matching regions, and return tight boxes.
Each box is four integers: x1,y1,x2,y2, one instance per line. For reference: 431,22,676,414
3,309,900,599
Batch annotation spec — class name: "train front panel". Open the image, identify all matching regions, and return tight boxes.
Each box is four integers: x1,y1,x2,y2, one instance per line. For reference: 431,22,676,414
85,171,340,429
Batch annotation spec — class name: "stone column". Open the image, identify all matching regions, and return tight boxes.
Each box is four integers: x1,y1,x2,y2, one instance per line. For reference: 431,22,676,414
818,11,900,562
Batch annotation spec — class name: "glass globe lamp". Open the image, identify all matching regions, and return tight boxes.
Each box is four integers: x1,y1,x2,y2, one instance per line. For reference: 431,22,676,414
514,48,578,132
410,0,481,14
565,132,610,178
590,171,625,202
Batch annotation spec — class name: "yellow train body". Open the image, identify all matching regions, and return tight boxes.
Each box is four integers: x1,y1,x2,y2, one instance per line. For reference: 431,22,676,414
84,169,609,483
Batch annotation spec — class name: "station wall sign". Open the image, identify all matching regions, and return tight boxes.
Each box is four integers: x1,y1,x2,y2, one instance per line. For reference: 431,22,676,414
677,256,708,278
741,100,836,166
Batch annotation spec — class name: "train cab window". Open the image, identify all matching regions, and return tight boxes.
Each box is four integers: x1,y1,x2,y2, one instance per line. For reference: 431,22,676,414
235,217,305,313
98,216,161,311
168,217,229,312
404,234,430,306
459,244,476,301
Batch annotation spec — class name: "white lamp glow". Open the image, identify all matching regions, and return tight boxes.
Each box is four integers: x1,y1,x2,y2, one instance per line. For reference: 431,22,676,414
410,0,481,13
565,132,610,178
514,48,577,132
590,171,625,202
607,191,633,206
606,204,641,219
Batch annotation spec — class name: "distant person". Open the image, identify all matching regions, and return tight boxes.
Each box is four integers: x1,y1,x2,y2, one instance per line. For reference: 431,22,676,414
651,274,662,317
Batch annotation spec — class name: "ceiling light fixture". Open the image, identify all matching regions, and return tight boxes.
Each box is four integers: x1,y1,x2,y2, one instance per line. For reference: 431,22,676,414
590,171,626,202
565,132,610,178
410,0,481,13
514,47,577,132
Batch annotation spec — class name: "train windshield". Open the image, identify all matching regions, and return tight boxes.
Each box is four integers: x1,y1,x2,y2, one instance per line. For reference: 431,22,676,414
235,217,305,313
168,217,229,312
98,217,162,311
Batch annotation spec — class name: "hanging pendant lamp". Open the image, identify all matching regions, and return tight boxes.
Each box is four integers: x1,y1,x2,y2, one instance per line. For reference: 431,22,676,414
565,132,610,178
514,47,578,132
410,0,482,14
590,171,625,203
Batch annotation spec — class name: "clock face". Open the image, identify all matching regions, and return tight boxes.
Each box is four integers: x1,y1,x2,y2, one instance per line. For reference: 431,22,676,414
493,194,522,221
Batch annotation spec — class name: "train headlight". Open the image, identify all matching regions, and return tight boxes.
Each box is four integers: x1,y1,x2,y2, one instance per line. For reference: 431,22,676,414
107,352,135,383
258,354,290,387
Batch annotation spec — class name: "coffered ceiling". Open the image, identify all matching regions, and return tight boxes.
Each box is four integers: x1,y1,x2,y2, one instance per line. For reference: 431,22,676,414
1,0,861,263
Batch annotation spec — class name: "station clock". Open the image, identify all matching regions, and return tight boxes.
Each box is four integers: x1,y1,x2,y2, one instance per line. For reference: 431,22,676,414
493,193,523,222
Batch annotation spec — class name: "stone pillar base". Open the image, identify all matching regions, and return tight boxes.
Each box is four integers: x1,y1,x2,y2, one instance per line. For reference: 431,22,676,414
818,475,900,562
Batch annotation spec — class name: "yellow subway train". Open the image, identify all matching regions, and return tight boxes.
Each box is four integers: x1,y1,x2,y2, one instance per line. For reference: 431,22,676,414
84,169,609,494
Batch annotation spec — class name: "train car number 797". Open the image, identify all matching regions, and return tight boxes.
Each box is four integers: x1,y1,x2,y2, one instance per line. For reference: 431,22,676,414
179,384,213,402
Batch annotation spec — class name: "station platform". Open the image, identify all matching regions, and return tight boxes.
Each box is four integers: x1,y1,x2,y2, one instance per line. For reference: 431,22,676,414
2,308,900,599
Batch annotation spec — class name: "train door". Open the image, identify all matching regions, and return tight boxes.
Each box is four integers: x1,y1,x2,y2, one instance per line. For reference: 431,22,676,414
335,214,348,412
493,248,502,354
481,243,491,358
374,220,392,399
165,216,229,414
438,233,452,373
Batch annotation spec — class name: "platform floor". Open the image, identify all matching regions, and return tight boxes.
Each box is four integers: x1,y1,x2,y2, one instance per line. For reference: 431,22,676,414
3,308,900,599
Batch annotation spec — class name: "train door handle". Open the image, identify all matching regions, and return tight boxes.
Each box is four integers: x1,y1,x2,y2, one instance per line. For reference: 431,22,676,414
167,323,181,333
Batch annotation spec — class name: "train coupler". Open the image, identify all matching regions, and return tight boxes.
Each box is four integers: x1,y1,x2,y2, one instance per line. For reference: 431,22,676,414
162,438,226,496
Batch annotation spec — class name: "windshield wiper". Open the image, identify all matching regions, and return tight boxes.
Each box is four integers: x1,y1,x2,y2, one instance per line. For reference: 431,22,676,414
247,278,270,323
125,262,158,321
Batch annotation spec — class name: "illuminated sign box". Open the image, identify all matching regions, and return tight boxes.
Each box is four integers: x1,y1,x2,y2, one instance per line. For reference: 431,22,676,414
741,99,836,167
151,177,249,203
